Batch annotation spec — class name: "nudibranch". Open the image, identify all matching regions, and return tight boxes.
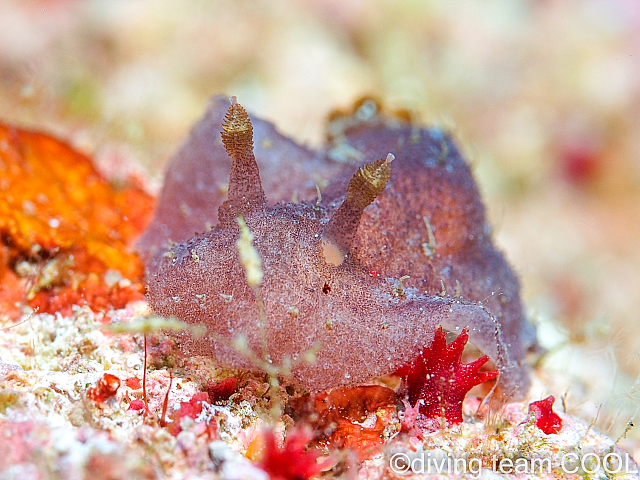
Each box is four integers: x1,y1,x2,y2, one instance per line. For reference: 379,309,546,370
141,96,536,395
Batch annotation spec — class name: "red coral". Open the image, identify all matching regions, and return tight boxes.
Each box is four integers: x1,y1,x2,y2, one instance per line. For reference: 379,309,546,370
207,377,237,403
86,373,120,403
258,428,333,480
166,391,209,436
528,396,563,434
395,327,498,423
289,385,397,458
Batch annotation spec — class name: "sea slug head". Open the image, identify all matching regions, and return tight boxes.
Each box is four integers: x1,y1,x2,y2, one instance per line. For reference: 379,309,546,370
144,97,535,396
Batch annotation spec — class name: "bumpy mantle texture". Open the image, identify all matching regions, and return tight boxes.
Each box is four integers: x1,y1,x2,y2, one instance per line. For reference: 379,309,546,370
141,96,536,395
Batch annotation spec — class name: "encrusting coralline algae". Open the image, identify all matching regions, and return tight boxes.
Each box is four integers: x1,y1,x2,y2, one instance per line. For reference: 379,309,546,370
141,96,536,395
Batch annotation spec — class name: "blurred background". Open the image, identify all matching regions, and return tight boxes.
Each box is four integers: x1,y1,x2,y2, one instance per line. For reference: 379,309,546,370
1,0,640,440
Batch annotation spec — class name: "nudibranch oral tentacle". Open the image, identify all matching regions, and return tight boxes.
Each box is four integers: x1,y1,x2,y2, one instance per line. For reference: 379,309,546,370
142,95,536,397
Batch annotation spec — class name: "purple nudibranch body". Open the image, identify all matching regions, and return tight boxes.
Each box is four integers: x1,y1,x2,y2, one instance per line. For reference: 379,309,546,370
140,96,536,395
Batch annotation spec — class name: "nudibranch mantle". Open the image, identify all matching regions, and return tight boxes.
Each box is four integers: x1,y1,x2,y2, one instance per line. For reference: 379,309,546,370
141,96,536,395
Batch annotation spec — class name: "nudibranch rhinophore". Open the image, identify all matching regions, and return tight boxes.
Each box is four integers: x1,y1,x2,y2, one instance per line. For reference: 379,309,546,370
141,96,536,395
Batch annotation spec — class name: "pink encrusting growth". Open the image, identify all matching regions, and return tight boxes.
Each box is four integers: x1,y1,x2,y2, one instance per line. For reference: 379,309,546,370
396,327,498,423
127,399,146,412
165,391,211,437
142,96,536,395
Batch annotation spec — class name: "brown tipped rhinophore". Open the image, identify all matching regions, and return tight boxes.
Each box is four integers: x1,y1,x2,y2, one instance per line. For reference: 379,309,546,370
143,95,536,396
219,97,266,221
322,153,394,265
